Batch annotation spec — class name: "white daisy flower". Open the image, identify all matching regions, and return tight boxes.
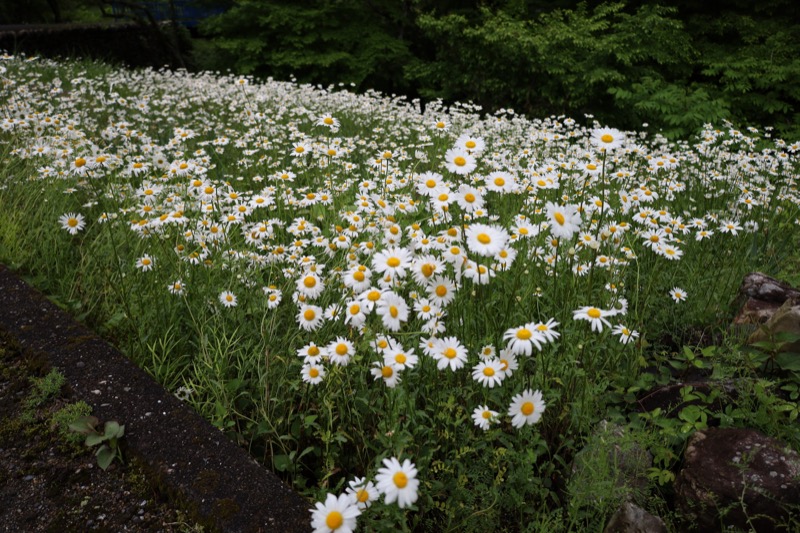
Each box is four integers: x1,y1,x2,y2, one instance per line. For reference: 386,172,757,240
375,457,419,509
471,359,506,388
572,306,612,333
309,492,360,533
59,212,86,235
472,404,499,431
219,291,237,308
508,389,546,428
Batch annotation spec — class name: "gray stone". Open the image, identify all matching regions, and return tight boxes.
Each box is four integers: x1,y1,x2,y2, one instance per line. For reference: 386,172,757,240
740,272,800,303
747,300,800,354
603,501,667,533
675,428,800,532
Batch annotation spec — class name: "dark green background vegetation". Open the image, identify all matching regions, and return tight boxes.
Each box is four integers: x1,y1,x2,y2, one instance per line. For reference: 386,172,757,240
5,0,800,138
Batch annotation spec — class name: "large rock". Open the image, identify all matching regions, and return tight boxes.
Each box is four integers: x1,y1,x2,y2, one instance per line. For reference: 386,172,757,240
747,300,800,354
675,428,800,532
636,381,736,418
735,272,800,329
739,272,800,305
603,501,667,533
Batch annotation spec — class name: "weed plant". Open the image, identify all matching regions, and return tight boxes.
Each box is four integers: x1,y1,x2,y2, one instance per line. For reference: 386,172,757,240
1,55,799,531
22,368,66,422
51,400,93,445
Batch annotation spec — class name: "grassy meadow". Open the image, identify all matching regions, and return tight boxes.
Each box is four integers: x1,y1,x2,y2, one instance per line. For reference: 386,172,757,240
1,55,799,531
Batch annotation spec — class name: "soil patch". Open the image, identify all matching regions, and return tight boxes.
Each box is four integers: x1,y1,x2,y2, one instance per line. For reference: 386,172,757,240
0,333,200,532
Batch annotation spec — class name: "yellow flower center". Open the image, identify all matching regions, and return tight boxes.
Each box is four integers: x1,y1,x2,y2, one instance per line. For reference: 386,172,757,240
521,402,535,416
425,179,436,188
482,410,492,419
67,218,78,227
308,346,320,357
601,133,614,143
381,365,394,378
295,146,305,153
587,164,597,171
483,367,495,377
368,290,381,302
395,354,407,364
435,285,447,297
75,157,86,167
443,347,457,359
387,257,401,268
389,306,399,318
420,264,436,278
326,511,343,529
349,304,361,315
464,193,476,203
324,117,334,125
335,343,348,356
357,488,369,502
352,271,365,282
516,328,532,340
309,368,319,378
465,140,476,149
587,308,601,319
499,359,509,371
393,471,408,488
554,212,566,226
477,233,491,245
303,309,316,321
436,121,445,128
494,177,505,187
453,156,467,167
303,276,316,288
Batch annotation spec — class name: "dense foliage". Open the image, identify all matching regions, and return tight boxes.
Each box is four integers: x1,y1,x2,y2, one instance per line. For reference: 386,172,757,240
198,0,800,138
5,0,798,138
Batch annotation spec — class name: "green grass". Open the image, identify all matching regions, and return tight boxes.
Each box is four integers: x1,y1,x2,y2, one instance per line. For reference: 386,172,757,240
0,55,799,531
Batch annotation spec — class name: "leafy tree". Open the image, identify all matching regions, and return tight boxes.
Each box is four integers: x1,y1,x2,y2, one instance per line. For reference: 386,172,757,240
407,3,695,126
200,0,415,95
2,0,104,24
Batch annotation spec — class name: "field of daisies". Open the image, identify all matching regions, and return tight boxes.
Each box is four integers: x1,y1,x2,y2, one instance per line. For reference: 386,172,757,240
1,54,800,531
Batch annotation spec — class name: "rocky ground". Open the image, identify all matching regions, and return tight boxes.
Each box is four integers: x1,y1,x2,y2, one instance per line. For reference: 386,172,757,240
0,334,201,533
0,265,313,533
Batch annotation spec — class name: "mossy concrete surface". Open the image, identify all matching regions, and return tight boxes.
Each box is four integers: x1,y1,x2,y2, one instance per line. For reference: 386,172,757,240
0,264,311,533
